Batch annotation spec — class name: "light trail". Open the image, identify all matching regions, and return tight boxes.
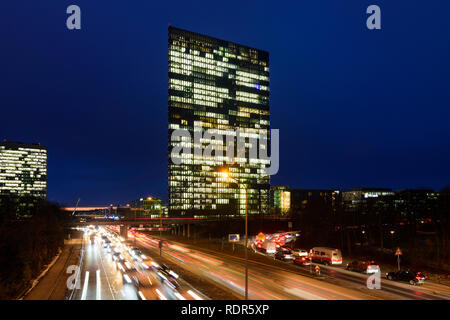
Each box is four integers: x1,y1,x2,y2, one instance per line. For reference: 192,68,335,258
174,292,186,300
81,271,89,300
138,291,147,300
155,289,167,300
96,269,101,300
187,290,203,300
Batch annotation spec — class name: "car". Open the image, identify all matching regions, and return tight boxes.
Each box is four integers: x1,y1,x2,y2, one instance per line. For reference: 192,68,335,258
129,247,147,260
154,264,180,289
275,248,294,261
103,240,111,248
291,249,309,257
131,271,154,289
386,270,426,285
293,256,312,266
346,260,380,274
112,252,125,262
129,247,141,255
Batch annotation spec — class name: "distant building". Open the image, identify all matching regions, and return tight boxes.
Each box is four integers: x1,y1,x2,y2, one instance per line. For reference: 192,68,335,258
269,187,340,216
341,188,395,226
270,185,291,215
342,188,394,202
394,189,438,220
130,196,163,218
161,203,169,218
0,141,47,199
290,189,341,211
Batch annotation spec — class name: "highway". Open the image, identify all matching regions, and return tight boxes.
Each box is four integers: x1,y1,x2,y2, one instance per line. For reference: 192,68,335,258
125,230,373,300
308,262,450,300
69,227,207,300
122,230,450,300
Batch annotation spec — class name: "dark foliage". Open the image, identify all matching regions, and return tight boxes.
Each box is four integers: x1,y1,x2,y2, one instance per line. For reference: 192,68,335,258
0,196,69,299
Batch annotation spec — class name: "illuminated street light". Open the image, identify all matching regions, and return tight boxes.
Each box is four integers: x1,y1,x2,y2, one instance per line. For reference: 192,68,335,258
220,171,229,179
218,167,249,300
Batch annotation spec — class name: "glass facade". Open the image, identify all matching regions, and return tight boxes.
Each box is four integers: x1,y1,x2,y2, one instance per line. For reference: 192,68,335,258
270,185,291,215
168,27,270,217
130,196,163,218
0,142,47,199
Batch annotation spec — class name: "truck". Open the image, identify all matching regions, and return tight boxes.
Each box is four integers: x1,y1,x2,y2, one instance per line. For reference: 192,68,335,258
310,247,343,265
261,239,277,254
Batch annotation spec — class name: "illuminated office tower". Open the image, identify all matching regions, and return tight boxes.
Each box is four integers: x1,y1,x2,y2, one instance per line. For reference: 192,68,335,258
168,27,270,217
0,141,47,199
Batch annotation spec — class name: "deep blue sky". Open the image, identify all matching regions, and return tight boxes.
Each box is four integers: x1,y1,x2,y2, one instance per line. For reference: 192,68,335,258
1,1,450,206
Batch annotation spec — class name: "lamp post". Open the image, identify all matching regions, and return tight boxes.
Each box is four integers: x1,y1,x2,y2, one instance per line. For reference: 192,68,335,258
160,206,162,257
390,230,395,249
219,170,249,300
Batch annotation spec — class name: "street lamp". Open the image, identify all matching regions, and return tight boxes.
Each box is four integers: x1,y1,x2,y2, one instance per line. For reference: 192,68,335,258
390,230,395,248
219,168,249,300
160,203,162,257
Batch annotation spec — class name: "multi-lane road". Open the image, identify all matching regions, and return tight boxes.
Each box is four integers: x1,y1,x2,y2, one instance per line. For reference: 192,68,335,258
68,227,207,300
25,226,450,300
124,230,450,300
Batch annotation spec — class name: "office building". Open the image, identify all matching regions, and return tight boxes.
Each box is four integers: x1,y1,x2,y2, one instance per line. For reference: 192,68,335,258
130,196,163,218
270,185,291,215
168,26,270,217
290,189,341,211
0,141,47,199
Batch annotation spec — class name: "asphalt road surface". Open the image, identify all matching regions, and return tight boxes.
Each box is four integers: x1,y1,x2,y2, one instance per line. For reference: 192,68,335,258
69,227,206,300
124,230,450,300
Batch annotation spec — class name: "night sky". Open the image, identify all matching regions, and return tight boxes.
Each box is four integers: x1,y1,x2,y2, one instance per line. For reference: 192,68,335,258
1,1,450,206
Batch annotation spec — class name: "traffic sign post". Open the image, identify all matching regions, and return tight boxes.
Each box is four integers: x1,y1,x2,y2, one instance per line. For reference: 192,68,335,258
228,234,240,253
395,247,402,271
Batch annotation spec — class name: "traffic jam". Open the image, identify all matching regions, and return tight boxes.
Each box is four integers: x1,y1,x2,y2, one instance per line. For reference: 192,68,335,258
84,226,205,300
252,232,427,286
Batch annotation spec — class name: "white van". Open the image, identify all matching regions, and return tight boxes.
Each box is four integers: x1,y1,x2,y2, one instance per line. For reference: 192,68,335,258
310,247,342,265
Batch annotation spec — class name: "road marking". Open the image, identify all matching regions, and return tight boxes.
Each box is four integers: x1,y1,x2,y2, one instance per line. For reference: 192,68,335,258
81,271,89,300
98,243,116,300
155,289,167,300
174,292,186,300
96,269,101,300
138,291,147,300
187,290,203,300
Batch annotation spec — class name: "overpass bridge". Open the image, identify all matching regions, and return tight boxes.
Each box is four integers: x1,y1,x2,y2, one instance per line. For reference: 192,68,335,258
67,216,292,240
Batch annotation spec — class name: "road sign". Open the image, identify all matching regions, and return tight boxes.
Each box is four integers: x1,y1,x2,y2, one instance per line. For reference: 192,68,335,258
228,234,240,242
395,247,402,256
257,232,265,241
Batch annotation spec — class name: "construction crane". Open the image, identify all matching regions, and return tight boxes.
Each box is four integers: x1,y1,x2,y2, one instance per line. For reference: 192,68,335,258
72,198,80,216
